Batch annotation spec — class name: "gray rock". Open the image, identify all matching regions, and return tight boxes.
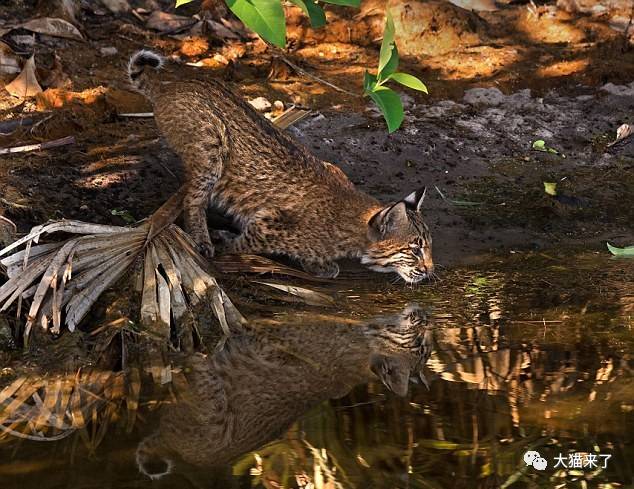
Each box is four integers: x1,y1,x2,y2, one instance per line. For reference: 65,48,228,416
248,96,272,112
601,83,634,97
463,87,506,106
99,46,118,56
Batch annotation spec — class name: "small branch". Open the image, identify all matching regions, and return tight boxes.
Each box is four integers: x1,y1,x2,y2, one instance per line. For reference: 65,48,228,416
118,112,154,118
0,198,28,210
266,43,359,97
0,215,17,234
0,136,75,155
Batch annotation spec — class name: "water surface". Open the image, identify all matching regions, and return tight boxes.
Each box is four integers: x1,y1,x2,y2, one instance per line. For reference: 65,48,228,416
1,251,632,488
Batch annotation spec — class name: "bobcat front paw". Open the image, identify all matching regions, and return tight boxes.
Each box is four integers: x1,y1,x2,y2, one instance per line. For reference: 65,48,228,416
300,259,340,279
210,229,237,244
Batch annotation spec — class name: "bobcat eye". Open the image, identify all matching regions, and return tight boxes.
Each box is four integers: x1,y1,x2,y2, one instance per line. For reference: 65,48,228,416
409,243,423,258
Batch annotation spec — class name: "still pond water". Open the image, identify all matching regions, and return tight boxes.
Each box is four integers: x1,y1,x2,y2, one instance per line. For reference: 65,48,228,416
1,251,633,488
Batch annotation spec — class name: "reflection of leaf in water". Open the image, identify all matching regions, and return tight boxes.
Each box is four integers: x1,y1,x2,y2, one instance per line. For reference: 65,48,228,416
465,275,490,294
543,182,557,196
473,277,488,287
607,242,634,257
255,281,335,306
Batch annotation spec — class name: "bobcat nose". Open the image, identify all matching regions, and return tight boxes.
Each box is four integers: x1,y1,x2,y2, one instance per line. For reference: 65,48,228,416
418,258,434,276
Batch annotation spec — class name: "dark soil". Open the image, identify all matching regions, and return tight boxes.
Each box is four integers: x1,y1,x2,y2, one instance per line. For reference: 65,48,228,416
0,0,632,282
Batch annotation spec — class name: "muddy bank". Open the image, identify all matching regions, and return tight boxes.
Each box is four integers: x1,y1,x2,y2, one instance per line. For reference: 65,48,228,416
291,82,634,265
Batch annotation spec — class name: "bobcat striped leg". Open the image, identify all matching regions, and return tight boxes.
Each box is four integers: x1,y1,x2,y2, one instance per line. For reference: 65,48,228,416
183,178,218,258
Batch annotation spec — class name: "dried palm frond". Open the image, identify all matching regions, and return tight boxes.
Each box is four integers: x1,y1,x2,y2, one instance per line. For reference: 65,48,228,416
214,253,329,282
0,369,139,446
255,281,335,306
0,189,245,346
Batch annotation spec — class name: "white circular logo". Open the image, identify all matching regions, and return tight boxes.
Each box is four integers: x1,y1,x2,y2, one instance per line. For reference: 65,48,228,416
533,457,548,471
523,450,540,466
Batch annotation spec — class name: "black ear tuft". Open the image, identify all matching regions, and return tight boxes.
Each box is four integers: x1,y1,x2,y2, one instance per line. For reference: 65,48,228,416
403,187,427,212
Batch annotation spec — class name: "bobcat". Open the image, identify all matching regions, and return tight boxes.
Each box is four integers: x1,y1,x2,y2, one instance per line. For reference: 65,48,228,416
136,305,432,479
127,50,434,283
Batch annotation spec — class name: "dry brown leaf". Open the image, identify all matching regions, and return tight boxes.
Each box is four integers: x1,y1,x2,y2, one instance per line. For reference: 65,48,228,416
255,281,335,306
60,0,81,23
607,123,634,148
271,106,312,130
146,11,196,33
21,17,84,41
5,55,42,98
206,19,240,40
100,0,131,14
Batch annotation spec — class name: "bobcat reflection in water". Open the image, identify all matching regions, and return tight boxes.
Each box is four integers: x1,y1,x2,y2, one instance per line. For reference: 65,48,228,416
136,304,432,480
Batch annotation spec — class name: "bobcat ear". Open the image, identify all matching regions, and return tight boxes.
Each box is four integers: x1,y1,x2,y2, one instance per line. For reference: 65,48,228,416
370,354,410,397
403,187,426,212
368,202,409,237
411,370,430,390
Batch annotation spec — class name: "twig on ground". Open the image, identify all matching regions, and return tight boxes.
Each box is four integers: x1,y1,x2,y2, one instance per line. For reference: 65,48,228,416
271,105,311,130
118,112,154,118
0,198,28,210
29,114,54,135
0,215,17,234
0,136,75,155
266,43,359,97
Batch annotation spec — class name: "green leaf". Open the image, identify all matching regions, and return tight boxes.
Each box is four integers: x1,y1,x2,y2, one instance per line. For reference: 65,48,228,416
607,242,634,256
532,139,566,157
175,0,194,6
289,0,326,28
110,209,136,224
388,72,428,93
378,45,399,81
378,11,396,75
320,0,360,6
543,182,557,196
363,71,377,93
368,86,404,133
226,0,286,47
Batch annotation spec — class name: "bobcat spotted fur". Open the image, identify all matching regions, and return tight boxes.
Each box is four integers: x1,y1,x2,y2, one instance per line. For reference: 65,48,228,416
128,50,434,283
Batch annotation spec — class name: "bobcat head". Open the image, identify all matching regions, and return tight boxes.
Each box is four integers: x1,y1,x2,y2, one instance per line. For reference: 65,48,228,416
362,189,433,284
369,303,433,396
